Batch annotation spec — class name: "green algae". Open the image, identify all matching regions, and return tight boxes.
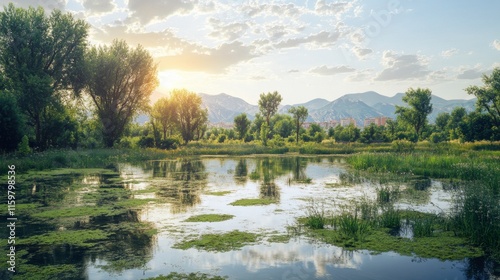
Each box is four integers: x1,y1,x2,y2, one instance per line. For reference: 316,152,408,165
205,191,231,196
19,229,109,247
184,214,234,222
173,230,260,252
229,198,276,206
32,205,124,218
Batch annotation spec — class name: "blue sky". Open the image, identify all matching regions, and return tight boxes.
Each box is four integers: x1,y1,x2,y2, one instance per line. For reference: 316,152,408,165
3,0,500,105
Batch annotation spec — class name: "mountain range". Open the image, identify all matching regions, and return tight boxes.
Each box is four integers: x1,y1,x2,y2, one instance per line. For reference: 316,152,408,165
200,91,476,126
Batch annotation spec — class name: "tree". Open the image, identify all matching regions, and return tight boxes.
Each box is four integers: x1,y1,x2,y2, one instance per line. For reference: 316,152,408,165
171,89,208,144
466,67,500,129
395,88,433,140
258,91,282,130
0,4,88,148
288,106,308,144
234,113,251,140
0,92,23,152
152,97,176,140
85,40,158,147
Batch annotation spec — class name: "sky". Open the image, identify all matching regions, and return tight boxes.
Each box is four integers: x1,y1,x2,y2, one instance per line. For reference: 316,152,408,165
3,0,500,105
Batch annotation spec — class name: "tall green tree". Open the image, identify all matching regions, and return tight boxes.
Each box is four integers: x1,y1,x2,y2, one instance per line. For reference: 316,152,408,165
234,113,251,140
258,91,282,130
0,4,88,148
171,89,208,144
395,88,433,140
0,92,23,152
152,97,176,140
85,40,158,147
288,106,308,144
466,67,500,129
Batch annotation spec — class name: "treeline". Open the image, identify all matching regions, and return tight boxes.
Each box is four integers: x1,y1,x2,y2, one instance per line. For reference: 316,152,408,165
1,4,499,154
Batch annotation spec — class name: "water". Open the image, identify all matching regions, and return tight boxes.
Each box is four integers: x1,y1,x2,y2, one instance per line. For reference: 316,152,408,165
2,156,498,279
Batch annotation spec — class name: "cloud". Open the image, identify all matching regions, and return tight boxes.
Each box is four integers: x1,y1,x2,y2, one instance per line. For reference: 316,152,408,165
353,47,372,59
82,0,115,14
208,18,249,41
441,48,459,58
275,31,340,49
310,65,355,75
375,51,430,81
457,68,483,80
314,0,353,16
156,41,258,73
241,3,301,18
251,76,266,80
127,0,197,24
288,69,300,73
493,40,500,51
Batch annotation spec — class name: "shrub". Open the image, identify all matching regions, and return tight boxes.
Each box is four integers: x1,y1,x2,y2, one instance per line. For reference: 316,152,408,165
138,136,155,148
159,137,181,149
391,139,415,153
17,135,32,156
217,134,227,143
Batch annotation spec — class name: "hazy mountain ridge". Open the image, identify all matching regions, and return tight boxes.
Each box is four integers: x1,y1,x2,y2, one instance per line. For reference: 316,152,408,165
199,91,477,126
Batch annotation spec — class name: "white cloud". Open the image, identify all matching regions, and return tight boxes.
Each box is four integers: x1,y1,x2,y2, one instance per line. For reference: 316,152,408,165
353,47,372,59
208,18,249,41
156,41,258,73
493,40,500,51
310,65,355,75
441,48,459,58
5,0,66,11
346,69,375,82
82,0,115,14
457,68,483,80
275,31,340,49
375,51,430,81
314,0,353,17
288,69,300,73
127,0,197,25
241,3,302,18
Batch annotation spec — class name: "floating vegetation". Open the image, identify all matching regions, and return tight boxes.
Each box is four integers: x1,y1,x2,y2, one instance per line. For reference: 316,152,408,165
229,198,276,206
173,230,260,252
205,191,231,196
184,214,234,222
143,272,227,280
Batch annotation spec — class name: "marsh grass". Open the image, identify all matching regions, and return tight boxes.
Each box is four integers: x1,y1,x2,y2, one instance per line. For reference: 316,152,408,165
143,272,227,280
229,198,276,206
184,214,234,223
173,230,259,252
303,200,328,229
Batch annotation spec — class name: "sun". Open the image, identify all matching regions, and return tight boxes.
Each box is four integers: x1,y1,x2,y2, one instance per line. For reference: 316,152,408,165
158,70,182,92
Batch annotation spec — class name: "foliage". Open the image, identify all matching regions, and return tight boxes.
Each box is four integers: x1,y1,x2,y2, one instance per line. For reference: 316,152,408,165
0,92,23,152
288,106,308,144
17,135,32,156
391,139,416,153
334,124,360,142
395,88,433,139
258,91,282,128
466,67,500,129
0,4,88,149
171,89,208,144
151,97,176,142
260,122,269,146
85,40,157,147
233,113,251,140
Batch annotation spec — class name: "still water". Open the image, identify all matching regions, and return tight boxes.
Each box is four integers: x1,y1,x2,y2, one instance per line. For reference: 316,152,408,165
2,156,498,279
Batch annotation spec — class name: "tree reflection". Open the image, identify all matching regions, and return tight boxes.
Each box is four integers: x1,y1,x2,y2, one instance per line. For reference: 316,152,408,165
234,159,248,184
153,159,207,213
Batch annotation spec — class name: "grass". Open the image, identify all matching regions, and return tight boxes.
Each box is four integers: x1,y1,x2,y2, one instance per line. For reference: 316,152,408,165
18,229,109,247
173,230,260,252
205,191,231,196
184,214,234,222
229,198,276,206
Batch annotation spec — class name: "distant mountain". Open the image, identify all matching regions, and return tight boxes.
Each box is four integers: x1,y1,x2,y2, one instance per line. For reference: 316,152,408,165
199,93,258,123
198,91,476,126
309,98,383,126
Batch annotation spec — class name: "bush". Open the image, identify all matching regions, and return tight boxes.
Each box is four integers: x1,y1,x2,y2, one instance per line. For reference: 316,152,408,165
138,136,155,148
17,135,32,156
159,137,181,149
391,139,415,153
217,134,227,143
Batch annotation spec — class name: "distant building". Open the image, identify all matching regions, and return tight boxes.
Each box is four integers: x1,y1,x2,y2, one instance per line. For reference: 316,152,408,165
340,118,356,127
318,120,339,129
364,116,389,127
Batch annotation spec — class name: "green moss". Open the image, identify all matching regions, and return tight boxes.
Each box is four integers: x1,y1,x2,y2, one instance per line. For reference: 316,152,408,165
184,214,234,222
205,191,231,196
173,230,260,252
17,264,80,280
115,198,157,208
229,198,276,206
19,229,109,247
143,272,227,280
32,205,124,218
308,227,483,260
267,234,291,243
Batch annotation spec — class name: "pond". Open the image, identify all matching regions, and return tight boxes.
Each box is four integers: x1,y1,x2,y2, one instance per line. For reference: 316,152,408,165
1,156,498,279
